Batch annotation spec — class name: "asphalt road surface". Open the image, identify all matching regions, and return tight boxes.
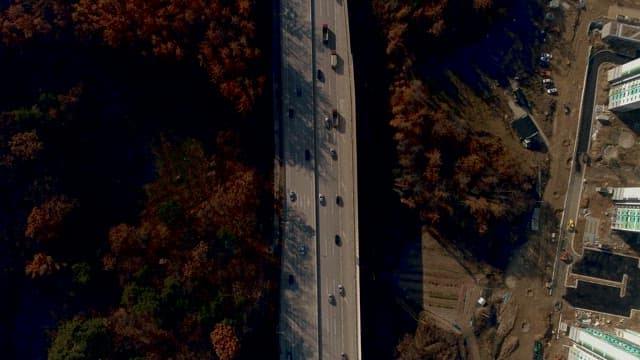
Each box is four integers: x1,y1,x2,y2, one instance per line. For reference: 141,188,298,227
553,50,627,299
277,0,361,358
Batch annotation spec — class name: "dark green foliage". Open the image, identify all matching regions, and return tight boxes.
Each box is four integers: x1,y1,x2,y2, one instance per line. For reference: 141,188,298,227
48,318,111,360
12,106,43,123
71,262,91,285
157,198,184,227
121,283,160,317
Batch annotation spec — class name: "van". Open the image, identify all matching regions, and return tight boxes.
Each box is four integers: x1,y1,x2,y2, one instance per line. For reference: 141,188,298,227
330,50,337,69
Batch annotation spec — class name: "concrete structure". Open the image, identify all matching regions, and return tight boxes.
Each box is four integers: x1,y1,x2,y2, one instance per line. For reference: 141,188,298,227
611,206,640,232
602,21,640,49
612,187,640,204
607,57,640,84
615,329,640,346
608,78,640,112
568,344,606,360
569,327,640,359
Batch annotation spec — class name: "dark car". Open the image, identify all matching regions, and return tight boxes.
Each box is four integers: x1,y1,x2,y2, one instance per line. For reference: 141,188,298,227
288,274,295,285
289,191,297,202
331,109,339,128
317,69,323,81
336,195,343,206
305,149,311,161
330,148,337,159
335,235,342,246
319,194,326,206
322,24,329,44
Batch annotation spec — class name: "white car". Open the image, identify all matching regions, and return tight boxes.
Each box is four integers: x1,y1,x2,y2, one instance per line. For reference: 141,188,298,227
547,88,558,95
319,194,326,205
338,284,345,296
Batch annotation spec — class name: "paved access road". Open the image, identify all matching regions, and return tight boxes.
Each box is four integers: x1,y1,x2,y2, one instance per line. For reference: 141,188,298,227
277,0,361,358
553,50,627,297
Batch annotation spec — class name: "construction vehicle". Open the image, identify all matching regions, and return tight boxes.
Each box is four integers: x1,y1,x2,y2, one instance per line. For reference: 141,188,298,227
567,218,575,232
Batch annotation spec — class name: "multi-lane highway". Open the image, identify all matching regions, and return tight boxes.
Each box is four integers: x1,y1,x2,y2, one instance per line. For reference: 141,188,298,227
277,0,360,358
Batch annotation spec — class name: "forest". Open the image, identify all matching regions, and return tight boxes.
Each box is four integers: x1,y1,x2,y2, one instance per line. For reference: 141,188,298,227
0,0,276,359
372,0,539,260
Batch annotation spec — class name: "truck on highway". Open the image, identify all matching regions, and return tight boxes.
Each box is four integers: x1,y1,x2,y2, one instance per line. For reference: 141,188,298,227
330,50,337,69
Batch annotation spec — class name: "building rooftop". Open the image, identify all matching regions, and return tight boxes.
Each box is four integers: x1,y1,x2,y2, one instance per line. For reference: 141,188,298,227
608,57,640,83
602,21,640,45
609,79,640,112
612,207,640,233
612,187,640,203
584,328,640,358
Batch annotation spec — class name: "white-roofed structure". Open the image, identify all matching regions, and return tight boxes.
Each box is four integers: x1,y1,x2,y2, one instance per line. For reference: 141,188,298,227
608,57,640,84
568,344,606,360
608,78,640,112
615,329,640,347
611,206,640,233
612,187,640,204
569,327,640,359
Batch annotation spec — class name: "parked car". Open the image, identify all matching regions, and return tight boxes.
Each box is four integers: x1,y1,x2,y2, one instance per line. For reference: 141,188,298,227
328,294,336,305
547,88,558,95
338,284,345,296
330,148,337,159
319,194,326,205
289,191,297,202
332,109,339,128
317,69,323,81
336,195,343,206
322,24,329,44
330,50,337,69
335,234,342,246
299,244,306,256
305,149,311,161
288,274,295,285
341,353,347,360
325,116,332,129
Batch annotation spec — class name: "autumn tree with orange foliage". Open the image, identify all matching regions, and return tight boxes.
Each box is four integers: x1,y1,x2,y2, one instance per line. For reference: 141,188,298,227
94,135,271,358
25,252,63,278
25,196,77,242
70,0,265,113
377,0,536,239
210,323,240,360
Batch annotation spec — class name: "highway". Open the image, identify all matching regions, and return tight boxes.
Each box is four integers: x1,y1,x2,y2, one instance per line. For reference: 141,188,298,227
277,0,361,359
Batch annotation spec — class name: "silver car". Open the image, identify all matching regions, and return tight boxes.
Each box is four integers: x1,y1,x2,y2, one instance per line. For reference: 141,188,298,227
319,194,326,205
